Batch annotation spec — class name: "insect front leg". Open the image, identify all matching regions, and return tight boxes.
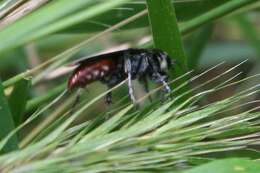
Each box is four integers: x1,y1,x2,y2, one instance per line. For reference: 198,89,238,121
124,57,136,103
147,56,171,93
151,72,171,94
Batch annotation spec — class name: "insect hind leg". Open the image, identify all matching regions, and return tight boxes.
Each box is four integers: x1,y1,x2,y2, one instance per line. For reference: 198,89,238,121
124,57,136,104
101,73,124,105
127,72,136,103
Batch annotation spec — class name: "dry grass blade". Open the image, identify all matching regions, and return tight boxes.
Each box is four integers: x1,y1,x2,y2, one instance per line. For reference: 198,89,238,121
0,0,50,28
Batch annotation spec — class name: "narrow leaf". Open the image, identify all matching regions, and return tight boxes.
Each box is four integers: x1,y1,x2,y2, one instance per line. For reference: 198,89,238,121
0,0,130,54
8,78,30,126
0,78,18,153
146,0,189,101
146,0,187,67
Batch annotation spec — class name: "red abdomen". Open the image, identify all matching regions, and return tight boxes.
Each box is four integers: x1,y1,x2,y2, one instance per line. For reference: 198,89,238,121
68,59,115,90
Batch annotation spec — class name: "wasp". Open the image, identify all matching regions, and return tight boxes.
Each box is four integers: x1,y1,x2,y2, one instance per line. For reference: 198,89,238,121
68,48,174,104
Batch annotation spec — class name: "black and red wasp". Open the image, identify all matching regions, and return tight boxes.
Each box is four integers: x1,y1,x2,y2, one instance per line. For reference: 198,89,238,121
68,48,174,104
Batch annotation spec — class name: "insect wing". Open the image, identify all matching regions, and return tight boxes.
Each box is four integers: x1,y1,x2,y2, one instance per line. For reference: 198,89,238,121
70,49,127,66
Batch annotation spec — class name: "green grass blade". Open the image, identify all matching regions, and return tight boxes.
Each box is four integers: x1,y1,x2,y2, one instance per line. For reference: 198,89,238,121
0,71,259,171
146,0,187,67
146,0,188,101
0,0,89,53
25,0,132,44
0,78,18,153
8,79,30,126
0,0,130,54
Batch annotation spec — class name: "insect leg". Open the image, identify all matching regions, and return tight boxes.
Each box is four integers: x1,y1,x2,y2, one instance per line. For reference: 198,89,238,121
151,73,171,93
124,57,136,103
101,73,124,104
136,56,153,101
100,78,114,104
147,56,171,93
127,72,136,103
134,54,149,75
139,76,152,102
105,91,112,104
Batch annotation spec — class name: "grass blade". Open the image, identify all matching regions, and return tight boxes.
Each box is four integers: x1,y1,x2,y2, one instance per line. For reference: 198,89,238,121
8,79,30,126
146,0,189,101
0,78,18,153
0,0,130,54
146,0,187,67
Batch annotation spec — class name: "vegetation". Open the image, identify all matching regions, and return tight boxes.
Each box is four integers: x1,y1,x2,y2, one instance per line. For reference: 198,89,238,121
0,0,259,172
